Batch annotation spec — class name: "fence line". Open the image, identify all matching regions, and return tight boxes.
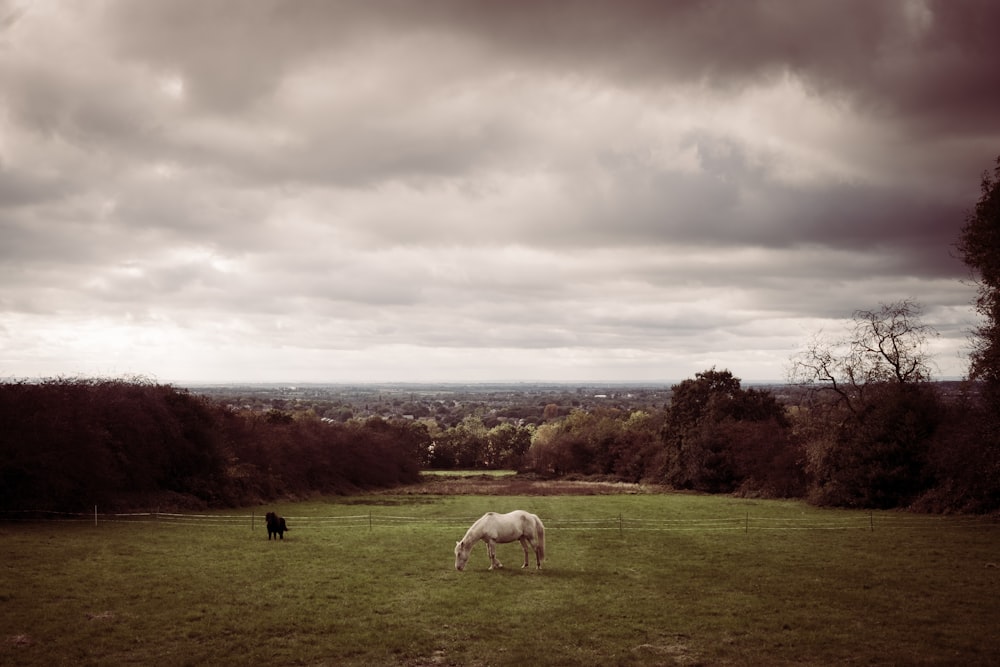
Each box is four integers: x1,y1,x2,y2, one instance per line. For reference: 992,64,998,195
2,508,997,533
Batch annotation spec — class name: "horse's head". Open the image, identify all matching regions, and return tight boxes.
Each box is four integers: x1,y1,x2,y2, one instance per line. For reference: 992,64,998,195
454,540,470,571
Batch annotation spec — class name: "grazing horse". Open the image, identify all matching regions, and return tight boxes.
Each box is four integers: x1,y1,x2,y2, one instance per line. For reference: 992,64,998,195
265,512,288,540
454,510,545,571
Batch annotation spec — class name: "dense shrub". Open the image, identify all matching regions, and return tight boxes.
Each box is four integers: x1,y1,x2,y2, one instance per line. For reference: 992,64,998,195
913,389,1000,513
803,383,941,509
0,379,424,512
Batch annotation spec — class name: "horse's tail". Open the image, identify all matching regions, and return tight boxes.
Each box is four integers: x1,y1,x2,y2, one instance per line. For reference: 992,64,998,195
535,515,546,564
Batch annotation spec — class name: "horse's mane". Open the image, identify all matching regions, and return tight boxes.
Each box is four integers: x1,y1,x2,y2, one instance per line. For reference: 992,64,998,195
458,513,488,547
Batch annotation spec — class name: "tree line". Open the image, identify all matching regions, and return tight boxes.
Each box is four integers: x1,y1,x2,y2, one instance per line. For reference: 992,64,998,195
0,378,425,512
2,356,994,513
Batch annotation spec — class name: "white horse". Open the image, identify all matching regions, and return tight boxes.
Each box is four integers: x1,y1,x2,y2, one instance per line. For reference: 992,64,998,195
454,510,545,571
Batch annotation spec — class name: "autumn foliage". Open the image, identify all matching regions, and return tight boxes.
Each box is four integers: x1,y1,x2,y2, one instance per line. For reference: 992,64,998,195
0,378,423,512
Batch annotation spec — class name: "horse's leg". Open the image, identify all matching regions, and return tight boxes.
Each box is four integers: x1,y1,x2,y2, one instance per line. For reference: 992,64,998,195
486,540,502,570
518,537,531,568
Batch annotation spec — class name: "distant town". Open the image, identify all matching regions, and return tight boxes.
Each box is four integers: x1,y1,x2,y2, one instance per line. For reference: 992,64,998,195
187,382,676,426
185,381,968,427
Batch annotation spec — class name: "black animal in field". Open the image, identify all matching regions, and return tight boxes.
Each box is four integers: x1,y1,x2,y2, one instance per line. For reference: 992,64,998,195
265,512,289,540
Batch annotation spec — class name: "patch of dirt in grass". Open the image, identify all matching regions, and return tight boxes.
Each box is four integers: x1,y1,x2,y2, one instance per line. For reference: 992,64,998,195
407,648,488,667
86,610,116,621
408,649,448,665
633,637,702,665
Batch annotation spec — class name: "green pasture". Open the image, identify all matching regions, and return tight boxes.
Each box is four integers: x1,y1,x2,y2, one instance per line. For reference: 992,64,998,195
2,494,999,666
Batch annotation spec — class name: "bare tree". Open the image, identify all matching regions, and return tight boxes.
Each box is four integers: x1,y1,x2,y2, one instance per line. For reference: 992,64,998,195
790,301,941,508
790,300,936,414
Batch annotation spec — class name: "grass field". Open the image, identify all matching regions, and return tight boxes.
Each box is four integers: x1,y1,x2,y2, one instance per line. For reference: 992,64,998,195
2,492,999,666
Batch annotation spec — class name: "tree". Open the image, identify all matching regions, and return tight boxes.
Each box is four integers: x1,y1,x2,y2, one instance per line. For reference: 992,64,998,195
435,416,489,469
921,154,1000,512
667,368,742,432
485,422,532,470
613,410,664,483
526,422,569,476
790,302,941,508
958,155,1000,399
789,300,935,415
658,368,793,493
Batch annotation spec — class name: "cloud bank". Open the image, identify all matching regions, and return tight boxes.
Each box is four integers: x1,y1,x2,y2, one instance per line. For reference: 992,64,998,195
1,0,997,382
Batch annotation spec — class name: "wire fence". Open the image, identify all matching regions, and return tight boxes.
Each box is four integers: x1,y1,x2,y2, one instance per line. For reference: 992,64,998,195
2,508,996,533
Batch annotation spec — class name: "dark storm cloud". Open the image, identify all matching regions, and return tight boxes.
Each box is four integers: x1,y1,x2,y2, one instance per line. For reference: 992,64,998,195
119,0,998,137
91,0,998,233
99,1,1000,129
432,0,1000,135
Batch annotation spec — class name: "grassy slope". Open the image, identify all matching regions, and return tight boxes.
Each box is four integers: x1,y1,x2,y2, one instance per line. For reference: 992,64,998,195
2,493,998,666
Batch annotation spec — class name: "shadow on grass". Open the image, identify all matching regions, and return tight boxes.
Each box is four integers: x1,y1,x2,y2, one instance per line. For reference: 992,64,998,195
454,565,596,582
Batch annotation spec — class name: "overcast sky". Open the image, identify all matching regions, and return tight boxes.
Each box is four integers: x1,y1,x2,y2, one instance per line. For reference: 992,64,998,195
2,1,998,385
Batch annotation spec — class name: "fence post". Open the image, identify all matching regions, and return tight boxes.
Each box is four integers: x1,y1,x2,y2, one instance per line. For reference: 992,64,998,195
745,512,749,535
252,511,255,531
94,505,98,527
369,511,373,532
870,511,874,532
618,513,623,537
